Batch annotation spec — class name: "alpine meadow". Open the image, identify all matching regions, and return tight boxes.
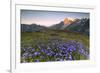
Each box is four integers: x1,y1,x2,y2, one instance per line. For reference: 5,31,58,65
21,10,90,63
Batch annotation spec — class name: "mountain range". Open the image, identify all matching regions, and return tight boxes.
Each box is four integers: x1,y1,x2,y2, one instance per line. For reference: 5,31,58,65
21,18,89,36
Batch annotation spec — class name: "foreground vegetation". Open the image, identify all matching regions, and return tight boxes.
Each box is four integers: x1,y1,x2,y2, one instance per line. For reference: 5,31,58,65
21,30,89,63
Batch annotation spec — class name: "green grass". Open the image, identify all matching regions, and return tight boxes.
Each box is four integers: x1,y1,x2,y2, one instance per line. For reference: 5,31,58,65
21,30,89,49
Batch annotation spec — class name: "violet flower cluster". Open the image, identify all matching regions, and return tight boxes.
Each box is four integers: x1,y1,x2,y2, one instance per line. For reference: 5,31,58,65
21,40,89,63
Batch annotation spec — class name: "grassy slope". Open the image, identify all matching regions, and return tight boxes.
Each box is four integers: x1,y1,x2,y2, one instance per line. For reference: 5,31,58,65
21,30,89,49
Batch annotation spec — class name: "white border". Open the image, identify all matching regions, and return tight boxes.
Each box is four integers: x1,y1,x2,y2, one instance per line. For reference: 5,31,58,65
11,3,96,73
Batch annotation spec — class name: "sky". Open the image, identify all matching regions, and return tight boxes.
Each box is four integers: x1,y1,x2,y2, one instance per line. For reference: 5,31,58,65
21,10,89,27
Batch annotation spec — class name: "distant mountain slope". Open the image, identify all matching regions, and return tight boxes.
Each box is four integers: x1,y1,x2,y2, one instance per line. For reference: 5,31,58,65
21,24,47,32
66,18,89,36
49,21,64,30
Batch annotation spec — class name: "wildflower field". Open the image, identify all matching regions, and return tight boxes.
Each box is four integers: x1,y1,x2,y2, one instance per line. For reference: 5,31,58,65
21,30,89,63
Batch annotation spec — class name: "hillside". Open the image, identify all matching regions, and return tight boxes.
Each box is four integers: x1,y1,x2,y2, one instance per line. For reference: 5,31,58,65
66,18,89,36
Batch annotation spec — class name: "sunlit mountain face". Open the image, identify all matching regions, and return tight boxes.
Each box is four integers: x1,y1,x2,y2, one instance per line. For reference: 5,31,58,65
63,18,74,25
